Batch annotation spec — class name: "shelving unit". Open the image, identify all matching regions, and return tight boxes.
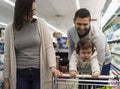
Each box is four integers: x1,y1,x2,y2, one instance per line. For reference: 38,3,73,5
53,32,69,73
111,51,120,56
0,28,5,89
103,16,120,75
55,49,69,73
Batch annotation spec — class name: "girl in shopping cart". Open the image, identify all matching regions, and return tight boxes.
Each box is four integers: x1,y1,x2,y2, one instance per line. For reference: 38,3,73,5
69,38,100,89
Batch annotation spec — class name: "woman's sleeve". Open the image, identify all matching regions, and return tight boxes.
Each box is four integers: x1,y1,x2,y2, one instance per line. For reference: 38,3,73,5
41,19,56,68
4,24,11,78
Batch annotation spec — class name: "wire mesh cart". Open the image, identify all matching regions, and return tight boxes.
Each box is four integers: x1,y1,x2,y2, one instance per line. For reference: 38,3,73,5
52,74,120,89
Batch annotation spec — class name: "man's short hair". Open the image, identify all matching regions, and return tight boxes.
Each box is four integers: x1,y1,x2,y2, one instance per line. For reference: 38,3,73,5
74,8,91,20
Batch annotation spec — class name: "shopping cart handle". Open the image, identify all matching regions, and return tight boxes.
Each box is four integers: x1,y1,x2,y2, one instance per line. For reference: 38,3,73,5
62,73,115,79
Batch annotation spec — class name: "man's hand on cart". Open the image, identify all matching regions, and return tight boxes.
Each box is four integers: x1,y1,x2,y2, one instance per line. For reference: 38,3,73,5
50,67,62,77
92,71,100,78
69,70,77,78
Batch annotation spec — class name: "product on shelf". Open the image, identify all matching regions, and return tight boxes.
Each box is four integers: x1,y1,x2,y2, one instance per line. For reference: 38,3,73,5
0,28,5,88
104,22,120,76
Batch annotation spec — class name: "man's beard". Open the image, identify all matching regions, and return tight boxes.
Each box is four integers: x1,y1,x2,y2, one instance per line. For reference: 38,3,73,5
77,27,90,37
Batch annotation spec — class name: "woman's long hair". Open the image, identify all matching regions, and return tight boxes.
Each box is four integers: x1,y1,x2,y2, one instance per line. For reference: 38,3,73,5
13,0,35,30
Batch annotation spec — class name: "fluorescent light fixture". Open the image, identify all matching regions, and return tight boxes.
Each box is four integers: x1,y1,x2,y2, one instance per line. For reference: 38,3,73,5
3,0,15,7
101,0,120,28
0,22,7,26
33,15,67,36
47,23,67,37
3,1,67,36
76,0,80,10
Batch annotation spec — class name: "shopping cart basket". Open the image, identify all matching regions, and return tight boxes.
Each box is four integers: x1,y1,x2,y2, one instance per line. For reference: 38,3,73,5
52,74,120,89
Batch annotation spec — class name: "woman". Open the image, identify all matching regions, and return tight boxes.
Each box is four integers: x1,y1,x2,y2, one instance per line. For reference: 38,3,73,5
4,0,62,89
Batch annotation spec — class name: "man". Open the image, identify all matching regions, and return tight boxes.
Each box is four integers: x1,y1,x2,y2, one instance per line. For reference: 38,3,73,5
67,8,111,75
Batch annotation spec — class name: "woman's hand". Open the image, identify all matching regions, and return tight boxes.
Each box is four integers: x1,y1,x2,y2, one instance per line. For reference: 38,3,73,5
4,78,10,89
50,67,62,77
92,71,99,78
69,70,77,78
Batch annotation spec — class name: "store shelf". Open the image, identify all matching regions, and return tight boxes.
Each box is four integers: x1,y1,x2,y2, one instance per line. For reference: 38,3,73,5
103,9,120,71
108,38,120,43
110,64,120,75
55,48,69,73
0,28,4,87
55,48,68,53
111,51,120,55
111,55,120,70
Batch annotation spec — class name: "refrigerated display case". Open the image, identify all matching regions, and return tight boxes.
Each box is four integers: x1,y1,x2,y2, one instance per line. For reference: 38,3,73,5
0,28,5,89
101,0,120,75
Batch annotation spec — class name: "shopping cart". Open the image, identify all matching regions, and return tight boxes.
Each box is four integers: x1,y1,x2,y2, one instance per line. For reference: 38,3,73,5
52,73,120,89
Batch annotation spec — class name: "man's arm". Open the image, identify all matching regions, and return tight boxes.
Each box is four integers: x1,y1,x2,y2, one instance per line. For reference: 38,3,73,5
67,31,75,59
93,33,106,69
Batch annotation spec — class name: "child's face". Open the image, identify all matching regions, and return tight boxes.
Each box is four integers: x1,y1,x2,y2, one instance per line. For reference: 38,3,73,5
79,48,93,61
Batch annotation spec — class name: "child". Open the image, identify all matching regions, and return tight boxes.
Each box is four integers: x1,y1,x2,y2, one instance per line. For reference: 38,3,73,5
69,38,100,78
69,38,100,89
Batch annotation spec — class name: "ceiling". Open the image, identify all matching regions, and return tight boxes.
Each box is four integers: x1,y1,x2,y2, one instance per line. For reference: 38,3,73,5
0,0,107,35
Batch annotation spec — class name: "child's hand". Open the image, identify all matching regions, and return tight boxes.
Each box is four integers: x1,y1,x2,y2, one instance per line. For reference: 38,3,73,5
69,70,77,78
92,71,99,78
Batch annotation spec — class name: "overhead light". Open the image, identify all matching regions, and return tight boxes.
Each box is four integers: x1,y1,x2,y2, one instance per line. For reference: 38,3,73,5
3,0,15,6
47,23,67,37
0,22,7,26
3,1,67,36
33,15,67,36
101,0,120,28
76,0,80,10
